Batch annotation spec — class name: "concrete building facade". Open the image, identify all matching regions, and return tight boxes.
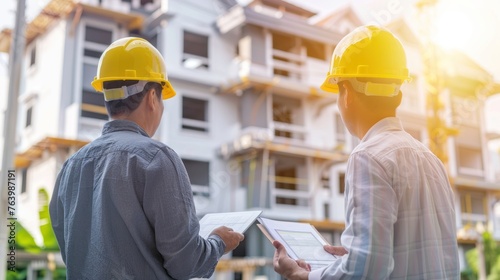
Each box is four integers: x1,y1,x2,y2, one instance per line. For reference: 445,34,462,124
1,0,500,278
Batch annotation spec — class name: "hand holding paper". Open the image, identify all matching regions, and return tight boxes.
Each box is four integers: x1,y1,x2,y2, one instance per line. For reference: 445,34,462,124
258,217,338,270
199,210,262,239
273,240,310,280
210,226,244,254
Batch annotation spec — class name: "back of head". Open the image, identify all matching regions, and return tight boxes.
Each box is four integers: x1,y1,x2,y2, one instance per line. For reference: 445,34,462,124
321,25,411,99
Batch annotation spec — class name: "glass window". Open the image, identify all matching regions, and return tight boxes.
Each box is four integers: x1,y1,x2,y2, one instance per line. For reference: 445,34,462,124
25,107,32,128
81,90,108,120
182,31,209,69
338,173,345,194
182,159,209,186
459,191,485,215
85,26,112,45
21,168,28,193
182,97,207,121
82,90,105,107
81,110,108,120
82,63,98,90
324,203,330,219
30,45,36,67
182,97,208,132
183,31,208,58
83,49,102,59
81,25,112,120
321,170,330,189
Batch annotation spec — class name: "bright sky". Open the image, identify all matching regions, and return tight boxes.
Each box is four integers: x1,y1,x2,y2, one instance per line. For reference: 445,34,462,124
1,0,500,131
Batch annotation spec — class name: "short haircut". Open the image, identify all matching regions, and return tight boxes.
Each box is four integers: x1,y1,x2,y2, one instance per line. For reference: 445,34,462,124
341,78,403,112
104,81,162,117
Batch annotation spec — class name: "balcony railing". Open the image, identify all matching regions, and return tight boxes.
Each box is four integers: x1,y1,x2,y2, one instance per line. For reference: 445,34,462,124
271,49,305,81
272,121,307,142
270,175,311,208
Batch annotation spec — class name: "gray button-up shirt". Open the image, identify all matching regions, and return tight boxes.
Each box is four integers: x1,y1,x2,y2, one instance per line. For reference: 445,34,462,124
50,120,225,279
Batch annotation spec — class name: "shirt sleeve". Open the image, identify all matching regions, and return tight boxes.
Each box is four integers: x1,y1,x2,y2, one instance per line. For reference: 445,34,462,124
49,163,67,261
143,147,225,279
317,151,398,279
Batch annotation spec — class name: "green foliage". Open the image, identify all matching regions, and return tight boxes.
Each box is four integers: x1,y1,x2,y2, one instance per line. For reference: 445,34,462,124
5,187,64,278
6,269,26,280
464,231,500,279
488,257,500,280
461,268,477,280
6,267,66,280
14,188,59,252
15,222,40,254
484,232,500,275
38,188,59,251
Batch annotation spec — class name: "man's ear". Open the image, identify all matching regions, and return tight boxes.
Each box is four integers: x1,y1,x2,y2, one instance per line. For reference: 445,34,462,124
146,88,158,110
343,82,355,109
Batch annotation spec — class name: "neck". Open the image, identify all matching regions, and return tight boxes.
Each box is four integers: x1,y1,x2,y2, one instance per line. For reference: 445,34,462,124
354,112,395,139
112,111,154,137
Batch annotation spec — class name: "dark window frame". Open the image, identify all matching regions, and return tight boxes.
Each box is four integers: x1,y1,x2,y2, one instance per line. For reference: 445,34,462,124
181,96,209,132
25,106,33,128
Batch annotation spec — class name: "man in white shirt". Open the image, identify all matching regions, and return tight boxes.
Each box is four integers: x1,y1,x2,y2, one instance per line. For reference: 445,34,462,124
272,25,460,279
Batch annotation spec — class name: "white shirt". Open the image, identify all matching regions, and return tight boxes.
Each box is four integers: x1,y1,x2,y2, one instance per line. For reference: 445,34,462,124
310,117,459,280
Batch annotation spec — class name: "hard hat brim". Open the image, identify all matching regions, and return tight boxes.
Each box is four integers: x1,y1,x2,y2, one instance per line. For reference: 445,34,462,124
162,80,176,100
320,76,339,93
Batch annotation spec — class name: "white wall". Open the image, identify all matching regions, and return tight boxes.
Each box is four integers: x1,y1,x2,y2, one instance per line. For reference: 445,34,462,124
159,0,244,213
18,20,67,152
19,154,58,245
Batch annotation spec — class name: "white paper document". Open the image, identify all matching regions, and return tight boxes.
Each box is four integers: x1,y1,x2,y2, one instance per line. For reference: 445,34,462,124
199,210,262,239
258,217,337,270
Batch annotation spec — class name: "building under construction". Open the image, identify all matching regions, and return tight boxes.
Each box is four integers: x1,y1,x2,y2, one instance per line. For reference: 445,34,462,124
1,0,500,278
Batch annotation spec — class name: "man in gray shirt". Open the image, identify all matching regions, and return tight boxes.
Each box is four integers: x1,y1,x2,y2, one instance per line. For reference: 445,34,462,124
49,37,244,279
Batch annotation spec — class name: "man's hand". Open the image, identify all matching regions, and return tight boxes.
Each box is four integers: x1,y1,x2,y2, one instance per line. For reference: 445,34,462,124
273,240,309,280
210,226,244,254
323,245,348,256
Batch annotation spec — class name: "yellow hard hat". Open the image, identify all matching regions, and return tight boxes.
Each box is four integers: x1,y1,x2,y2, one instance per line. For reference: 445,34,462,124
321,25,411,95
91,37,176,101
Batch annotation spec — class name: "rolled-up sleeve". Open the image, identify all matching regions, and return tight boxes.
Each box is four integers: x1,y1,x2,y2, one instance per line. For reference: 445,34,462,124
313,151,398,279
143,147,225,279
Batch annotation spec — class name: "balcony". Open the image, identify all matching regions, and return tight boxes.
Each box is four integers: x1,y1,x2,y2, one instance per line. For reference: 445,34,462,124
218,126,348,162
80,0,160,17
222,56,330,98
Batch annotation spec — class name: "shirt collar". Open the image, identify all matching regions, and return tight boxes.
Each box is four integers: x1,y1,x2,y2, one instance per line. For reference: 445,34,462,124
360,117,403,143
102,120,150,137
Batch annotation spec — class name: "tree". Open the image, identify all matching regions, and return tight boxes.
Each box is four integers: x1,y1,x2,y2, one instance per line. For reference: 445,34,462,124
5,188,64,280
464,231,500,280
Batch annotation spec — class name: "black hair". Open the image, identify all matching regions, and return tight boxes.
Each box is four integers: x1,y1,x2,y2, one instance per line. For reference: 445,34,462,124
104,80,162,117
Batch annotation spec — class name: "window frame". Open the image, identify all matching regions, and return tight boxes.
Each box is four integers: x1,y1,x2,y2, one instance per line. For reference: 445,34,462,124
181,158,210,197
29,43,36,67
459,189,487,227
181,96,209,133
79,23,114,121
182,30,210,70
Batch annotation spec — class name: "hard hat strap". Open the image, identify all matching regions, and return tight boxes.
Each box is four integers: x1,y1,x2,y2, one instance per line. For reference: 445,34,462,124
103,80,149,101
342,78,400,97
